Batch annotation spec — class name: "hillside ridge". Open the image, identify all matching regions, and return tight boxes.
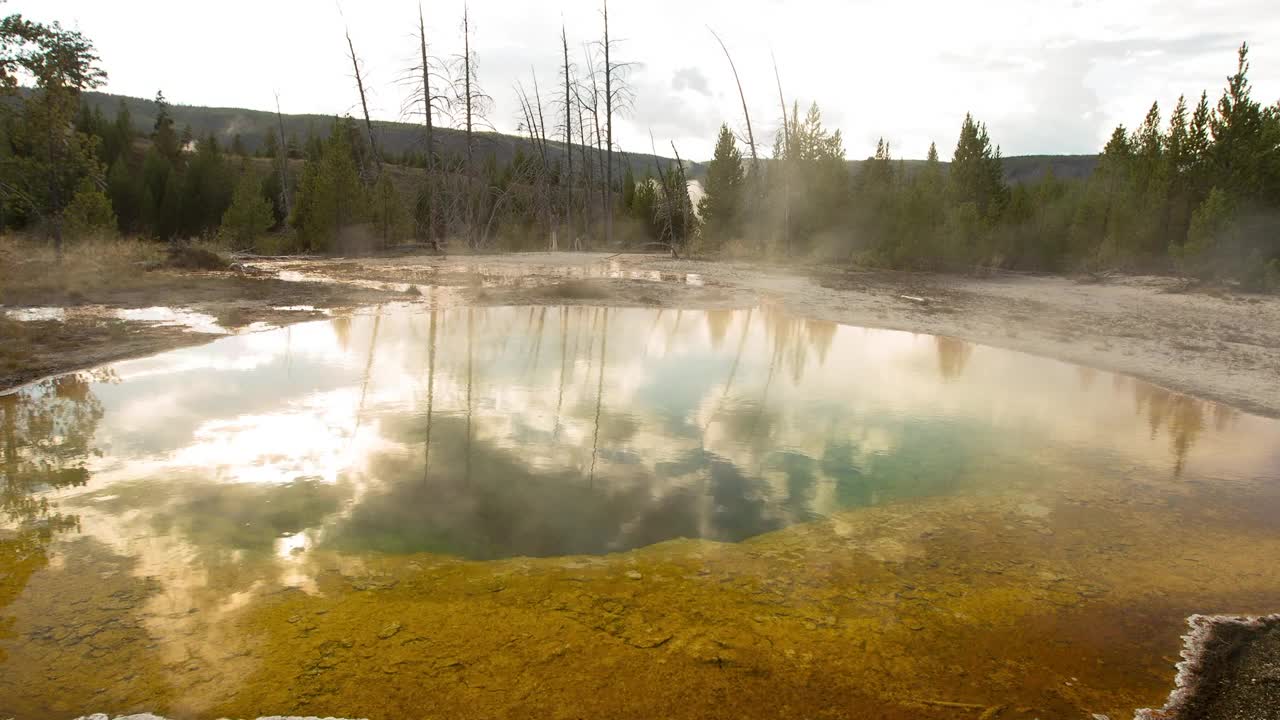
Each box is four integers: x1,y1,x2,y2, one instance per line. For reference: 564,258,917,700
79,90,1098,183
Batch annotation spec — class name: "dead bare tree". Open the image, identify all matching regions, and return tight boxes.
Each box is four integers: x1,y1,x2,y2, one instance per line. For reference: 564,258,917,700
649,131,679,259
532,74,550,164
597,0,634,248
773,53,792,256
274,92,292,219
601,0,615,247
581,47,606,238
573,80,594,246
572,49,608,247
671,141,691,251
450,4,494,247
708,27,758,173
461,6,475,183
416,4,436,169
559,26,575,250
404,3,454,249
343,25,381,178
515,73,555,247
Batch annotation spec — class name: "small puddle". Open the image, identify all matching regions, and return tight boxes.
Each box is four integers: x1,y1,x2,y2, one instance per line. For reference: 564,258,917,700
3,307,67,322
261,258,710,292
4,305,285,336
114,306,229,334
2,305,1279,719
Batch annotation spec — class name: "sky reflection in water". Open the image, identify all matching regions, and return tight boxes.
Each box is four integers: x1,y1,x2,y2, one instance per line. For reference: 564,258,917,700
4,304,1276,566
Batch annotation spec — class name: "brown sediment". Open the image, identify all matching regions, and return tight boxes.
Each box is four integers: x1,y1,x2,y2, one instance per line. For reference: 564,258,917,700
1137,614,1280,720
5,480,1280,719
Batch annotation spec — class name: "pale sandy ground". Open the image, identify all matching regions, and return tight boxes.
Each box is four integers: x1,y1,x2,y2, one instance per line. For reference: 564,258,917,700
276,251,1280,420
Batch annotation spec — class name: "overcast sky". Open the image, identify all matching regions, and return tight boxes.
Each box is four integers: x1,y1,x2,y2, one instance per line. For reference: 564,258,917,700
15,0,1280,160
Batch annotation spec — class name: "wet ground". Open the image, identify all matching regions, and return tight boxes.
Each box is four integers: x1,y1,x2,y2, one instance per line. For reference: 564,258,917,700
2,303,1279,719
0,270,404,391
1134,615,1280,720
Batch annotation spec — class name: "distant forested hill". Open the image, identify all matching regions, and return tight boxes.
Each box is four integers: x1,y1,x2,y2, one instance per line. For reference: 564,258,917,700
839,155,1097,185
77,91,672,178
79,91,1097,184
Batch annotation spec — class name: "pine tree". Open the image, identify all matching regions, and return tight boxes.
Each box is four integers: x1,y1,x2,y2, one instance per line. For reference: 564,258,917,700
151,91,181,164
698,124,744,249
621,165,636,213
859,137,895,190
630,173,658,239
0,15,106,246
1210,43,1267,201
180,134,233,237
370,173,410,248
63,178,117,239
921,142,942,191
1166,96,1190,176
292,123,367,252
1188,93,1212,173
1125,102,1170,257
949,113,1007,221
106,157,142,233
1164,95,1196,251
157,166,182,239
220,169,274,247
106,100,133,166
773,102,848,254
263,130,280,162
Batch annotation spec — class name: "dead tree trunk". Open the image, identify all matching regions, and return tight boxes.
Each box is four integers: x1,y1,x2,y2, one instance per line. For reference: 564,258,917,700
448,5,493,248
46,105,62,260
561,26,574,250
532,73,554,247
345,26,381,177
602,0,614,247
516,79,551,246
463,6,476,246
774,57,792,257
274,92,292,220
575,86,593,248
417,3,436,248
709,27,758,173
671,141,690,252
650,132,678,259
583,48,606,247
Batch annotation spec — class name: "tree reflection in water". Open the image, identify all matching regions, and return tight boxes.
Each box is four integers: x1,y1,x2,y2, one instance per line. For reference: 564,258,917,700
0,373,107,661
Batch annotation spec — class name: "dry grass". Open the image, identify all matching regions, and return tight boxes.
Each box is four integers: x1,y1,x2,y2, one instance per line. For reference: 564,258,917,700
1,234,166,302
0,234,236,305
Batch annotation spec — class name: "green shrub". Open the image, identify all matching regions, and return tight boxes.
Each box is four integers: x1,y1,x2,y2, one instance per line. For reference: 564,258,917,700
63,179,118,240
220,172,274,248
